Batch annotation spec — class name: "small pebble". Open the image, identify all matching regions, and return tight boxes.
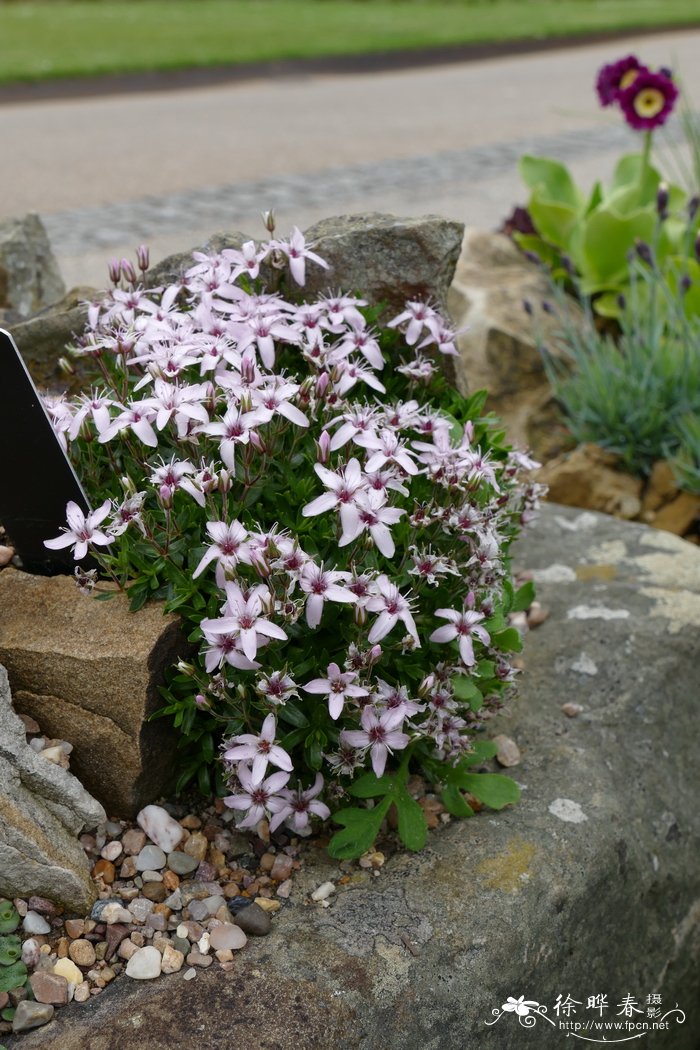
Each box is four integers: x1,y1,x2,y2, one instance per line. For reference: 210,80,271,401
29,972,69,1006
186,950,213,968
135,845,167,872
166,850,198,876
21,938,41,967
23,911,51,935
311,881,336,902
276,879,293,899
209,924,247,952
27,896,58,916
125,945,162,980
160,944,184,974
183,832,208,862
92,859,116,884
254,897,281,913
232,903,271,937
270,855,294,882
101,841,123,862
137,805,184,854
64,919,85,939
121,829,147,855
493,734,521,768
68,939,96,967
128,899,155,924
52,958,83,986
74,981,90,1003
11,1001,54,1033
183,967,197,981
562,702,584,718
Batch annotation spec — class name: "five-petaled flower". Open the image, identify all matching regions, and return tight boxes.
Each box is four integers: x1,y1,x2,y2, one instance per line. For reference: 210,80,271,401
222,714,293,784
303,663,369,720
44,500,114,561
429,607,491,666
342,707,410,777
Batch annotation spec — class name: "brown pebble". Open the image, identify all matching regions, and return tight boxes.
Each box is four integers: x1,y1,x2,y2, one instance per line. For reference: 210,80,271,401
162,870,180,892
119,857,137,879
493,734,521,768
0,545,15,567
259,853,275,873
270,855,294,882
183,832,208,862
19,712,41,735
74,982,90,1003
27,896,60,917
186,950,213,968
153,904,171,918
68,939,97,968
0,992,8,1010
56,937,69,959
141,882,167,903
29,972,69,1006
562,702,584,718
223,883,242,899
527,602,550,628
92,859,116,884
180,815,202,830
64,919,85,939
121,829,147,855
208,846,226,869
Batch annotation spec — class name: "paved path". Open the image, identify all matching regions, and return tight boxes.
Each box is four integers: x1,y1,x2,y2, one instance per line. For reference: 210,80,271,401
1,28,698,288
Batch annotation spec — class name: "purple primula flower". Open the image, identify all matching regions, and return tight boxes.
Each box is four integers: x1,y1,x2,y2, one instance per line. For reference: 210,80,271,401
44,500,114,561
595,54,645,107
303,662,369,720
223,762,291,828
268,773,331,832
223,713,293,784
342,707,410,777
429,607,490,667
619,68,679,130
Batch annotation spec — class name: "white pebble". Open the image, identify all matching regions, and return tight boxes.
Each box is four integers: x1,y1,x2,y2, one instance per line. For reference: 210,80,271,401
176,924,189,939
136,805,184,853
197,932,211,955
135,844,167,872
22,911,51,935
183,967,197,981
101,841,123,862
311,881,336,902
125,946,162,980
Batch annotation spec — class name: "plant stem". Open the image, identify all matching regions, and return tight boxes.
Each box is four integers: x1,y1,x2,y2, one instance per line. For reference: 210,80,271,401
640,130,653,193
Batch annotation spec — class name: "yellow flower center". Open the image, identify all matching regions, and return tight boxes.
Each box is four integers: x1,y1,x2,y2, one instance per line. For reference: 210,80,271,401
634,89,665,118
619,69,640,90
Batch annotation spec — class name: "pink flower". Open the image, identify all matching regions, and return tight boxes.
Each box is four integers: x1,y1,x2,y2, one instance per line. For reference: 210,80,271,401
355,428,418,475
429,607,490,666
303,662,369,720
223,713,293,784
366,575,420,646
100,401,158,447
301,459,367,534
44,500,114,561
387,300,437,345
342,707,410,777
338,489,404,558
299,564,357,628
268,773,331,832
201,582,287,661
273,226,329,286
223,763,291,828
199,405,267,470
192,520,252,581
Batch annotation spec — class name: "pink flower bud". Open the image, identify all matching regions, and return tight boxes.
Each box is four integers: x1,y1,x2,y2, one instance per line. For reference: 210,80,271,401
316,430,331,464
108,258,121,285
195,693,208,707
136,244,150,272
369,645,382,662
159,484,173,508
249,431,265,452
241,351,256,383
218,469,232,494
316,372,330,397
120,258,137,285
353,604,367,627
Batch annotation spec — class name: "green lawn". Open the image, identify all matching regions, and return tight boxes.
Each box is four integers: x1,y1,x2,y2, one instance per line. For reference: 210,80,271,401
1,0,699,84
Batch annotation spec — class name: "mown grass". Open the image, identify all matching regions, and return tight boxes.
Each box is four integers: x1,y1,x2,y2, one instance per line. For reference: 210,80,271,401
1,0,699,84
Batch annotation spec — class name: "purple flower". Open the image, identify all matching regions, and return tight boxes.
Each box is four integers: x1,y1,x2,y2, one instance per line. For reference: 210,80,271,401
223,763,291,828
268,773,331,832
342,707,410,777
299,564,357,628
201,582,287,661
619,68,679,131
595,55,645,107
223,713,293,784
429,607,490,667
303,662,369,720
44,500,114,561
366,575,420,647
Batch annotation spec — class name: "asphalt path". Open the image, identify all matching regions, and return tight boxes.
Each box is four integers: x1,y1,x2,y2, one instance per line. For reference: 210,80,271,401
2,27,699,289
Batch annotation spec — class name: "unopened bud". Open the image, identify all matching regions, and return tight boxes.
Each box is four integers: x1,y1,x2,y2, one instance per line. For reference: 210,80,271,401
218,469,232,494
120,258,137,285
108,258,121,285
354,604,368,627
261,209,276,234
369,644,382,663
616,293,627,311
680,273,692,295
159,484,173,508
241,351,256,384
560,254,575,277
194,693,208,707
120,475,136,495
249,430,265,453
688,195,699,221
656,182,669,220
58,356,76,376
136,245,150,272
176,660,195,677
522,299,533,316
316,430,331,464
541,299,553,315
316,371,330,397
635,240,653,265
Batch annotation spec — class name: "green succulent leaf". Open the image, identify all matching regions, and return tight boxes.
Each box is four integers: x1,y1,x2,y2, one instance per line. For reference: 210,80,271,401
0,961,27,994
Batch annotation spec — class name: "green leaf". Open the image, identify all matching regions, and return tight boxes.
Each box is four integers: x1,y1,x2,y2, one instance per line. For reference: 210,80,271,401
0,903,19,935
0,961,27,993
459,772,521,810
0,936,21,966
453,676,481,703
441,783,475,818
520,155,583,208
327,798,391,860
395,787,428,851
348,773,394,799
277,703,309,729
582,206,656,285
491,627,523,653
512,581,535,613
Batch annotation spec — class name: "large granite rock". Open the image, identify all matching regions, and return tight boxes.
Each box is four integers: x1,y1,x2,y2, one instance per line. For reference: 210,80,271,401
0,569,187,818
0,214,65,322
300,213,464,313
0,665,104,912
447,228,579,458
11,506,699,1049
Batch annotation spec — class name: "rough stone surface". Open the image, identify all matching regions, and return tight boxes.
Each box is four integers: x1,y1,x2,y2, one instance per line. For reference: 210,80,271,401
447,228,579,457
300,213,463,314
0,214,65,321
0,665,104,912
9,504,700,1049
537,443,644,520
0,568,188,817
7,286,95,391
